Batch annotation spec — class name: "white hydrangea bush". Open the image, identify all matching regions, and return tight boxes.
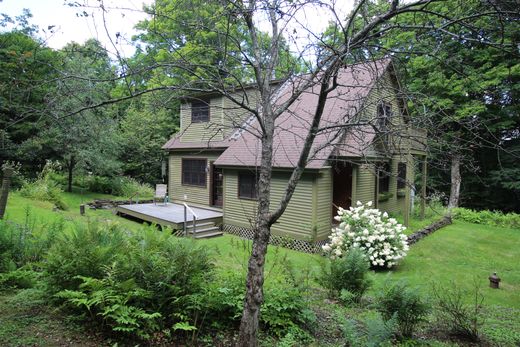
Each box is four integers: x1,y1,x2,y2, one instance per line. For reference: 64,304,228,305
322,201,409,268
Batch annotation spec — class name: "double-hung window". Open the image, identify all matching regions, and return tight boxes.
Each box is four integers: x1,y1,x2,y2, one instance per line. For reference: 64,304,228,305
182,159,207,187
191,99,210,123
397,163,407,190
378,162,391,194
238,172,258,200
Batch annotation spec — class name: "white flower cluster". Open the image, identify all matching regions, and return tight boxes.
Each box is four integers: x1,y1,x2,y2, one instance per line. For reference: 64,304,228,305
323,201,409,268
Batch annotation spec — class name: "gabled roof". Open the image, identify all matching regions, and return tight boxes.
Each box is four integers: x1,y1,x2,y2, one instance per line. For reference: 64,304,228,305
214,59,392,169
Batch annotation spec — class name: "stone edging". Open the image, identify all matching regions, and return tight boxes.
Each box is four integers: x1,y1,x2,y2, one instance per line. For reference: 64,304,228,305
407,215,452,245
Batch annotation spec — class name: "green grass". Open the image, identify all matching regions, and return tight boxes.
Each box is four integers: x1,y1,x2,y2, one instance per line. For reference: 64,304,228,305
5,189,142,230
2,189,520,344
370,221,520,308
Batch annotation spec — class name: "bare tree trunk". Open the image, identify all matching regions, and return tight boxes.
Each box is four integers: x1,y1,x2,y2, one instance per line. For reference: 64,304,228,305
448,154,461,209
67,155,75,193
0,167,13,219
238,105,275,347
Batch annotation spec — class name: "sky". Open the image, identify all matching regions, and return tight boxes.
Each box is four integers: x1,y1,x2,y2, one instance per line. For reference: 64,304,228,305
1,0,353,58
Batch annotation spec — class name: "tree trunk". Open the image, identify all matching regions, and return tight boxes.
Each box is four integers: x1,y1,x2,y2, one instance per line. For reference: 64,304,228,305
0,167,13,219
67,155,75,193
238,98,275,347
448,154,461,209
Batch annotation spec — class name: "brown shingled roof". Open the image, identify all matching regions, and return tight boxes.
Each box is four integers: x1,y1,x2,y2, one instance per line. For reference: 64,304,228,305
214,59,391,168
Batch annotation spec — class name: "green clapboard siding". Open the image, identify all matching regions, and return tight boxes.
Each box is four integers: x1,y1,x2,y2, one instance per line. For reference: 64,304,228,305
355,163,376,205
378,158,400,213
180,97,225,143
223,169,318,241
315,168,332,240
222,90,260,138
169,151,222,206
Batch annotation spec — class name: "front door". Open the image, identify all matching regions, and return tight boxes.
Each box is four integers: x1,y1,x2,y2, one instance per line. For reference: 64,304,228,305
332,162,353,218
210,163,223,207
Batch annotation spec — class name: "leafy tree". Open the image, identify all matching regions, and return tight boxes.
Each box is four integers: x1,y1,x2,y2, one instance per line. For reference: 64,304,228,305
119,93,179,184
323,0,520,210
18,39,121,191
0,30,57,170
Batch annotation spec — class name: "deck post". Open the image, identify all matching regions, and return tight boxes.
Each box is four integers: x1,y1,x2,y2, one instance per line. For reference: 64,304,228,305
183,205,187,236
420,156,427,220
192,215,196,237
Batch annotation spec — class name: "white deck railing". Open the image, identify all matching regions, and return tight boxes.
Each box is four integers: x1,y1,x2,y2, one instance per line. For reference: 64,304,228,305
183,203,198,237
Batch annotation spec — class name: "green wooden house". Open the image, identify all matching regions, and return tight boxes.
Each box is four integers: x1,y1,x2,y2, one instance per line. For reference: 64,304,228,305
162,59,427,249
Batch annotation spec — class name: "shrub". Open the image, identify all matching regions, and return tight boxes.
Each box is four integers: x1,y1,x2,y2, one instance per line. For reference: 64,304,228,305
203,271,314,336
432,283,485,341
83,175,114,194
323,201,409,268
0,268,40,289
18,162,68,210
113,176,154,199
342,315,396,347
45,222,214,340
44,221,130,292
452,207,520,229
0,215,62,272
57,272,162,339
376,281,430,338
318,247,372,302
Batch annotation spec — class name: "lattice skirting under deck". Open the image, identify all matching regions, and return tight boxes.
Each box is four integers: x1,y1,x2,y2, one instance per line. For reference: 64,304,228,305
223,224,328,254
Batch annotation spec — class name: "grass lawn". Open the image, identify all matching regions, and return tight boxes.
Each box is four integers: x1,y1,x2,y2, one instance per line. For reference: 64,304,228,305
2,190,520,345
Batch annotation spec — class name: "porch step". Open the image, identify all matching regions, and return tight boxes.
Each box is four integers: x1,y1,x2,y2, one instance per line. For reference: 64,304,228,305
194,230,223,239
184,220,223,239
185,221,214,230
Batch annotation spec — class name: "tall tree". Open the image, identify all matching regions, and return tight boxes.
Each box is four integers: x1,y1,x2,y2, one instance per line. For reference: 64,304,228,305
0,30,56,170
18,39,121,191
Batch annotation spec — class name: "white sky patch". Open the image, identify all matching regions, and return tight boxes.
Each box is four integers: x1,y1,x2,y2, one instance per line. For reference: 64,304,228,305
254,1,354,62
2,0,354,59
1,0,151,58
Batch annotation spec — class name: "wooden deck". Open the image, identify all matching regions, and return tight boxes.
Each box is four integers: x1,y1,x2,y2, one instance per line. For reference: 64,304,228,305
115,203,223,238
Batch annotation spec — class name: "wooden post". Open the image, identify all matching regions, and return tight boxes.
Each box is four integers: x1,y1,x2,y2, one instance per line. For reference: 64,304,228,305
0,167,13,219
80,204,85,216
403,154,412,228
420,156,427,220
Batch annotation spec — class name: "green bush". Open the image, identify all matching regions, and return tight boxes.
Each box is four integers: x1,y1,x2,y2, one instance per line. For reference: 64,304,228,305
18,162,68,210
44,221,130,292
203,271,314,336
83,175,114,194
342,315,396,347
319,247,372,302
115,176,155,199
0,216,62,272
0,268,40,289
452,207,520,229
57,272,162,339
45,222,214,340
376,281,430,338
73,175,154,199
432,283,485,341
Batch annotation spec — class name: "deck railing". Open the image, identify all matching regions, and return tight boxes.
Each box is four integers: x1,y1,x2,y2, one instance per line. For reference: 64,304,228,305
183,203,198,237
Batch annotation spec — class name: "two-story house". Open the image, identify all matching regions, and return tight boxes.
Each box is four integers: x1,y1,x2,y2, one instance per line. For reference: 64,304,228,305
162,58,427,251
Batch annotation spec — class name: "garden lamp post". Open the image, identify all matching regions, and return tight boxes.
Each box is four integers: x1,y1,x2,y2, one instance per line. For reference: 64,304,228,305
489,272,501,289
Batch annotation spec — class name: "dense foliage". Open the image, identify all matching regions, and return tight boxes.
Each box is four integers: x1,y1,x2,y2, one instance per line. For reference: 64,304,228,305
376,281,431,338
452,207,520,229
318,247,372,303
0,212,313,342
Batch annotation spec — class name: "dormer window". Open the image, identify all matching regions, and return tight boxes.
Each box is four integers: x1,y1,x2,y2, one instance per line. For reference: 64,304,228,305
377,102,392,131
191,99,210,123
